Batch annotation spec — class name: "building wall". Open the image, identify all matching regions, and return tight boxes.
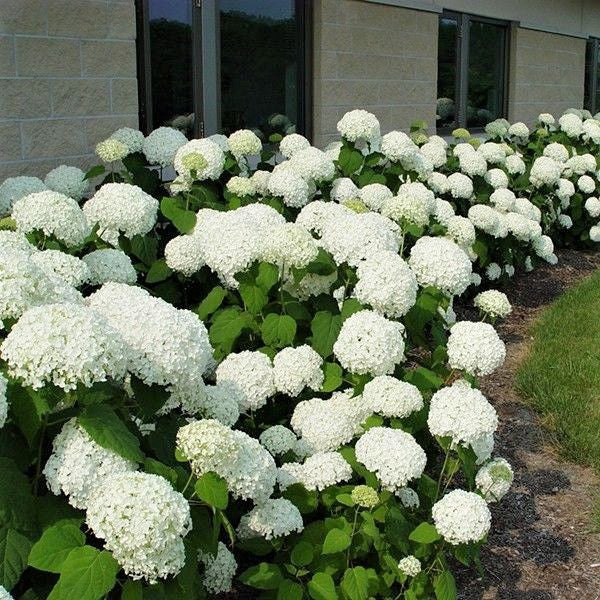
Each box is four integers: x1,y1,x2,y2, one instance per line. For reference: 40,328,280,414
312,0,438,147
0,0,138,181
508,27,587,126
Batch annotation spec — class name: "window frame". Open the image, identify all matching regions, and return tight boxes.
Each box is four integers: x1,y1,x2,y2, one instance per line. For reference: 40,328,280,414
585,37,600,115
135,0,312,139
437,10,510,133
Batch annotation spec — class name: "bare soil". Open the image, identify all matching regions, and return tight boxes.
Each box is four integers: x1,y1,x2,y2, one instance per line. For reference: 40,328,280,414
456,250,600,600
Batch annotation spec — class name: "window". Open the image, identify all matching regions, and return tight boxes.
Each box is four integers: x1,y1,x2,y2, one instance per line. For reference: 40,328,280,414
437,11,509,131
136,0,311,138
584,37,600,116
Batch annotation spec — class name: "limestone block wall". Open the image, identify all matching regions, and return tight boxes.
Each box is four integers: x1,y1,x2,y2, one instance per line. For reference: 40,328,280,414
312,0,438,148
0,0,138,180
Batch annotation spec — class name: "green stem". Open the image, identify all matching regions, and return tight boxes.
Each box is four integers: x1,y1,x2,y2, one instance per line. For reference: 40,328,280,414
181,472,195,497
346,506,360,567
32,415,48,496
435,447,451,501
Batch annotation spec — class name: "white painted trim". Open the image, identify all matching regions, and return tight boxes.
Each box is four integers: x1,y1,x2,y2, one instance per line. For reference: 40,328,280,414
362,0,441,14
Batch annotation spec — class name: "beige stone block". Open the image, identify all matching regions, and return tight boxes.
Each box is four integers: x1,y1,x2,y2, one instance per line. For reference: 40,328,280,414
110,78,138,114
336,52,372,80
0,78,51,118
81,40,136,77
21,119,87,159
0,122,22,162
107,1,137,39
0,0,47,34
0,35,15,76
51,78,111,116
318,51,339,79
319,23,353,52
84,114,138,151
16,37,81,77
47,0,108,38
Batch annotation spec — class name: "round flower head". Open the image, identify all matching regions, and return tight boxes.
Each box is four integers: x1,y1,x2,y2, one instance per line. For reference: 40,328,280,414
543,142,569,163
474,290,511,318
82,248,137,285
538,113,555,126
446,216,476,248
96,138,128,162
249,169,270,195
514,197,542,222
489,188,516,213
273,345,323,397
447,172,473,199
351,485,379,508
44,165,88,201
0,176,47,216
507,122,529,140
189,382,240,426
142,127,187,167
267,168,310,208
238,498,303,540
199,542,237,595
164,234,204,276
433,198,455,225
216,350,275,411
359,183,393,211
428,380,498,447
578,174,596,194
337,109,381,144
530,156,561,187
226,175,256,197
83,183,158,246
558,214,573,229
279,451,352,491
354,250,418,318
485,168,509,189
355,427,427,492
505,154,526,175
279,133,310,158
1,302,127,391
398,556,421,577
31,249,90,287
207,133,229,151
420,141,447,168
331,177,359,203
533,234,555,260
476,457,513,502
12,190,90,247
590,225,600,241
585,197,600,217
333,310,405,376
566,153,596,175
558,112,583,137
43,419,136,509
447,321,505,376
289,147,335,182
362,375,423,418
174,138,225,180
486,262,502,280
459,150,487,177
408,237,472,297
259,425,298,456
86,472,192,582
432,489,491,545
110,127,145,154
557,178,578,204
260,222,319,268
291,390,371,453
0,374,7,429
397,487,420,508
381,131,419,163
228,129,262,159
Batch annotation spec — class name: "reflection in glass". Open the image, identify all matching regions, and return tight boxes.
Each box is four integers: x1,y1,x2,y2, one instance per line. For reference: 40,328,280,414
436,17,458,128
148,0,194,135
219,0,299,135
467,21,505,128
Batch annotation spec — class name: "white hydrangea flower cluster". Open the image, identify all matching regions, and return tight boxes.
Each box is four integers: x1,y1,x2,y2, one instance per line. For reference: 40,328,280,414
362,376,423,418
96,138,128,163
237,498,303,540
267,168,310,208
12,191,90,247
474,290,512,318
558,113,583,138
199,542,237,595
331,177,359,204
447,321,506,376
259,425,298,456
83,183,158,246
428,380,498,447
110,127,145,153
408,237,472,297
476,457,514,502
354,250,417,318
585,196,600,217
177,419,277,502
279,133,310,158
485,168,509,189
31,249,90,288
432,489,491,545
398,556,422,577
447,172,474,199
288,147,335,182
44,165,88,201
226,175,256,197
543,142,569,163
333,310,405,375
530,156,562,188
278,451,352,491
505,154,526,175
354,427,427,492
142,127,187,167
359,183,393,211
261,222,319,268
381,182,435,227
0,176,47,216
228,129,262,159
43,419,136,509
1,303,127,391
86,472,191,582
273,345,323,397
446,216,476,248
337,109,381,144
0,374,7,429
82,248,137,285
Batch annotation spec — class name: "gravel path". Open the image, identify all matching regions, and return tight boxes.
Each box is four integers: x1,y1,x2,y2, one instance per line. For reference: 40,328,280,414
457,250,600,600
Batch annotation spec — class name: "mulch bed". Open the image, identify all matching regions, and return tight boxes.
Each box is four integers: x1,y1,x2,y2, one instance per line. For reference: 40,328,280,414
456,249,600,600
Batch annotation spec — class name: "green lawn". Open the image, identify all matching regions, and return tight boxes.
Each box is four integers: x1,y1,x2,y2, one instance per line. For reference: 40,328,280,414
516,268,600,524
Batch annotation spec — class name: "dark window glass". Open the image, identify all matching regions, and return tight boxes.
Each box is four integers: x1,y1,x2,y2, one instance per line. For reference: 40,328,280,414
467,20,505,128
219,0,300,135
584,39,594,112
437,17,458,128
147,0,194,134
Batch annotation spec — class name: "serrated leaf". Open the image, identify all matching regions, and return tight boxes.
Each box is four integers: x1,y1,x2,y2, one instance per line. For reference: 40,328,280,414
209,308,255,355
146,259,172,283
0,527,32,590
130,377,170,419
194,472,228,510
409,522,440,544
160,197,197,234
239,562,283,590
28,521,85,573
310,311,342,358
434,570,457,600
340,566,369,600
255,262,280,292
129,235,158,267
291,541,313,567
261,313,296,348
277,579,303,600
47,546,119,600
197,286,227,320
83,165,105,180
0,458,37,535
308,571,338,600
239,283,268,315
337,146,364,176
321,362,342,392
322,528,351,554
340,298,364,321
78,405,143,463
